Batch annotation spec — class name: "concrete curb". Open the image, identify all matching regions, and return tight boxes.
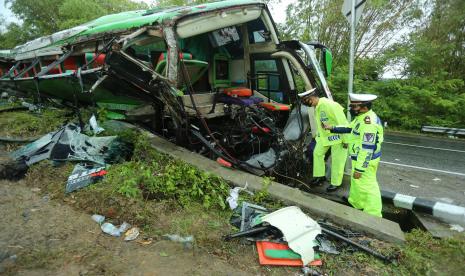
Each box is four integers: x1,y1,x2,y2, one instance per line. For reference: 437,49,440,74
382,190,465,226
104,120,405,244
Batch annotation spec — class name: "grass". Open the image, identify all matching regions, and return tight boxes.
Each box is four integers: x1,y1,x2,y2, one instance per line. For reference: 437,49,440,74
2,107,465,275
0,109,72,138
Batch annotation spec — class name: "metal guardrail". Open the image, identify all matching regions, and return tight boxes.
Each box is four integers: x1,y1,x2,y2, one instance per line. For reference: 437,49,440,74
421,126,465,136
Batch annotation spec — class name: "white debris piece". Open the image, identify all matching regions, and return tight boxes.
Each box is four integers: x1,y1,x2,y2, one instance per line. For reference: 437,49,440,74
226,182,252,210
262,206,321,265
450,224,464,232
91,214,105,225
118,222,131,233
89,114,105,135
101,223,122,237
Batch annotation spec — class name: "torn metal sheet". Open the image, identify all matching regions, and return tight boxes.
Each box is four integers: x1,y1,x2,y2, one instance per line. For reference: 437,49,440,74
262,206,321,265
316,236,339,255
11,123,126,166
49,124,119,165
14,26,88,54
10,128,65,166
66,163,107,193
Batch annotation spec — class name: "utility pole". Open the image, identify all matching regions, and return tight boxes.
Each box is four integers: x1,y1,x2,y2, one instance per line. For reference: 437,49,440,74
347,0,356,121
342,0,366,120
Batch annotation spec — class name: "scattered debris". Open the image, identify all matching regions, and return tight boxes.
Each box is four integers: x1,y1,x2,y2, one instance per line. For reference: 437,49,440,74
450,224,464,232
163,234,194,249
315,236,339,255
89,114,105,135
321,227,391,263
21,101,39,111
118,222,131,234
91,214,105,225
256,241,322,267
409,185,419,188
216,157,232,168
42,195,50,203
137,238,153,246
225,204,391,267
66,163,107,193
101,222,122,237
302,266,323,276
226,182,253,210
261,206,321,265
124,227,140,241
433,177,441,181
11,123,128,166
229,201,268,232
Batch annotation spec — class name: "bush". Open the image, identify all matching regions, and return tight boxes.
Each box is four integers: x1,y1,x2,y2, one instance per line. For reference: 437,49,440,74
328,66,465,130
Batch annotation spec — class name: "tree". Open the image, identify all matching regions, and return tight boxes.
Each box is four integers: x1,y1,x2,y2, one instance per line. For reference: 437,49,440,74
402,0,465,80
279,0,420,66
1,0,149,48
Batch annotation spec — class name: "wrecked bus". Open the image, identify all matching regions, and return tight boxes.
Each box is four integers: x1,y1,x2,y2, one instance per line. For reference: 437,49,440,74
0,0,334,178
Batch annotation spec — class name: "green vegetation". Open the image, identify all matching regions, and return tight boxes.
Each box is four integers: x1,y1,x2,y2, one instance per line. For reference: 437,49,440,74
101,134,230,209
282,0,465,131
0,0,148,48
0,109,71,137
329,69,465,130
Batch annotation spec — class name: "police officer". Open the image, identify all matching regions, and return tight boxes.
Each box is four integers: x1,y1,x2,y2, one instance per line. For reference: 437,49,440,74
299,89,348,192
324,93,384,217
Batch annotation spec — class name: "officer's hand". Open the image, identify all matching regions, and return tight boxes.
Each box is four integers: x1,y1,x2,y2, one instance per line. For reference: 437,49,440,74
353,171,362,179
323,124,333,130
343,143,348,149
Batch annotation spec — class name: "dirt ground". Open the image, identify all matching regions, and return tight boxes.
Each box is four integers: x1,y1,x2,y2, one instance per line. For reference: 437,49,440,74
0,179,252,276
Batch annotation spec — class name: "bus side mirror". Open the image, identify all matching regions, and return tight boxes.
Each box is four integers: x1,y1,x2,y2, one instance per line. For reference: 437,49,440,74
323,49,332,77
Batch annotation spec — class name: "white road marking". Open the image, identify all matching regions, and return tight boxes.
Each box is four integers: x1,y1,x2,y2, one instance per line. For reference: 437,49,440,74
380,161,465,177
384,141,465,153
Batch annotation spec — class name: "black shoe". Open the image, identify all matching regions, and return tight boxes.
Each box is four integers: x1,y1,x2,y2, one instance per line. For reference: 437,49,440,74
310,177,326,186
326,185,340,192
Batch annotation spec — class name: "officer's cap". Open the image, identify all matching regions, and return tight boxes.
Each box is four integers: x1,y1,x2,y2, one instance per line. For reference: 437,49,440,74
349,93,377,103
297,88,317,98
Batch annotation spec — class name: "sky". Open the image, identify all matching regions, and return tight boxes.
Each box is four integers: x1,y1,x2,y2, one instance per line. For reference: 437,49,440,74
1,0,19,25
0,0,295,25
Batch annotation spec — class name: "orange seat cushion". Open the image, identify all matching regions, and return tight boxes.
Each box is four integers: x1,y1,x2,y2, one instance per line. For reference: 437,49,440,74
259,102,290,111
223,87,252,97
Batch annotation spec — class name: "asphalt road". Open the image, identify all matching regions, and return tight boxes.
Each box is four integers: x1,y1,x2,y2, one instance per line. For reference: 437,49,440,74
312,132,465,208
382,133,465,176
378,132,465,207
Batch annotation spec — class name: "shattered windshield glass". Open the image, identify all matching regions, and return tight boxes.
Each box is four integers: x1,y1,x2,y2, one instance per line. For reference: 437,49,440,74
299,42,332,99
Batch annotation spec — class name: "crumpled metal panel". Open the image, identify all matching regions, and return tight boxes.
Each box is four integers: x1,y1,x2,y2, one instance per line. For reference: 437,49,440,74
163,27,178,84
15,26,88,54
262,206,321,265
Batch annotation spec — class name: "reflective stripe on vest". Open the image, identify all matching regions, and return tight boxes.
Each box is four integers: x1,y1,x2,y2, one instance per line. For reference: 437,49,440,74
351,151,381,161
